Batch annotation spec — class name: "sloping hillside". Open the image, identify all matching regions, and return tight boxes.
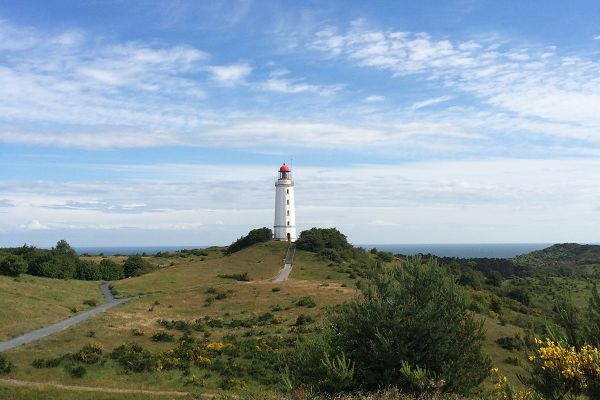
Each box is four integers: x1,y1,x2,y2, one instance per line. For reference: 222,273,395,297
0,275,103,341
513,243,600,276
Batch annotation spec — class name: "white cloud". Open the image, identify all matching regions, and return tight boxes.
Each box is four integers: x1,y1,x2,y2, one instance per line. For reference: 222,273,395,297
2,158,600,243
365,95,385,102
257,70,344,96
411,95,453,110
20,220,49,230
310,23,600,140
207,63,252,85
0,129,181,149
593,35,600,40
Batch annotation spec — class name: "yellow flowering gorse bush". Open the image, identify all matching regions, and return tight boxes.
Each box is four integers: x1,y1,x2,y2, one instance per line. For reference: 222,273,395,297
490,368,536,400
206,342,234,352
530,338,600,389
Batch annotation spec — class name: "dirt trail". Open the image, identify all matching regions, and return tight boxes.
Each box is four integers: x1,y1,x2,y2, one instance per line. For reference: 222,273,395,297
0,378,190,397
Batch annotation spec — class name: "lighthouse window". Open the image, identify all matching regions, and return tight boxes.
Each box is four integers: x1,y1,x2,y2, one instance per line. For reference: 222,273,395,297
287,221,290,226
287,210,289,216
286,199,289,205
286,189,289,194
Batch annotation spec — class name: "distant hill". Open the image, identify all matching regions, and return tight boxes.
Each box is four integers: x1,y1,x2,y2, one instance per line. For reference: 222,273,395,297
513,243,600,277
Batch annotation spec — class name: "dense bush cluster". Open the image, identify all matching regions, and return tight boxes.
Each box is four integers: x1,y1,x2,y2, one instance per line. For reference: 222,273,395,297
0,254,28,277
123,255,153,278
218,272,251,281
0,240,157,281
296,228,368,263
0,354,14,374
286,256,491,395
226,227,273,254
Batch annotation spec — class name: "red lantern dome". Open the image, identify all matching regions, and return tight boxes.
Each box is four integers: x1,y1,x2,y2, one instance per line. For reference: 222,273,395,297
279,163,290,172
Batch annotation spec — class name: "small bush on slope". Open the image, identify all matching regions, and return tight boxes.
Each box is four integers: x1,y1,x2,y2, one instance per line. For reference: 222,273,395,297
0,255,27,277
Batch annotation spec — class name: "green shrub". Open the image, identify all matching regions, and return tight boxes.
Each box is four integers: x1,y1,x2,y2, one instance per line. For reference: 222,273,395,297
123,255,152,278
206,287,218,294
377,251,394,262
0,255,27,277
226,227,273,254
297,228,370,263
83,299,97,307
73,343,104,364
295,314,315,326
329,257,490,394
506,286,531,306
296,296,316,308
75,260,102,280
496,335,523,351
110,342,156,372
66,364,86,378
272,287,281,292
0,354,14,374
218,272,251,281
99,259,124,280
151,331,174,342
290,257,491,395
30,254,77,279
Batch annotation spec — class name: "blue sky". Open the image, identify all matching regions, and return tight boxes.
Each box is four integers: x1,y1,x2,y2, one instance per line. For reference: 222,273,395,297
1,0,600,246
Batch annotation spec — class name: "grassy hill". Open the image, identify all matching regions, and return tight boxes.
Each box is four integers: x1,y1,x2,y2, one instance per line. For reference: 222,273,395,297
0,275,103,341
513,242,600,277
0,240,597,399
0,241,354,398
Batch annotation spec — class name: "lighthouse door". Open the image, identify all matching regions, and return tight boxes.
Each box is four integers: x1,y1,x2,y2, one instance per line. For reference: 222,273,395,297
287,233,291,241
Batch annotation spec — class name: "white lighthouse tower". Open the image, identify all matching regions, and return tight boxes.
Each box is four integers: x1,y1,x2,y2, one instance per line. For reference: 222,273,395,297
274,163,297,241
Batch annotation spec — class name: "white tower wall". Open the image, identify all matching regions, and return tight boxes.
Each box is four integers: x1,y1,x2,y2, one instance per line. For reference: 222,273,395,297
274,167,296,241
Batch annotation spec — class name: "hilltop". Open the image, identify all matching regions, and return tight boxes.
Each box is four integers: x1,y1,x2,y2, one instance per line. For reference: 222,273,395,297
513,242,600,277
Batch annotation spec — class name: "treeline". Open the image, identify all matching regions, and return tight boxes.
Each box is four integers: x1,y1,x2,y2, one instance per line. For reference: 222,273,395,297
0,240,154,281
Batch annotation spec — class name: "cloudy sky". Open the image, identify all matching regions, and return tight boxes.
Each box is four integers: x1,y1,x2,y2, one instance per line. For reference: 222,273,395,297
1,0,599,247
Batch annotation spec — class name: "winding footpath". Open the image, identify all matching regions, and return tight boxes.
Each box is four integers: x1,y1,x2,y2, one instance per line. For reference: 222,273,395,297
0,283,131,352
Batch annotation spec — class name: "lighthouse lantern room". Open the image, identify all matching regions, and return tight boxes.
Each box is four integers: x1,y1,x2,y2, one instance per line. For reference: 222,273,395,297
274,163,297,241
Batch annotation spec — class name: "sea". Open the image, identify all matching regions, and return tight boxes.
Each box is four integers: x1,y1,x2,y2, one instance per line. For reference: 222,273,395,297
75,243,552,259
359,243,552,258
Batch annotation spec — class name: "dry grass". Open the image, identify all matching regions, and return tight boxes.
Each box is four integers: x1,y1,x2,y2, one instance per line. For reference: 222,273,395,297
0,242,529,399
0,275,103,341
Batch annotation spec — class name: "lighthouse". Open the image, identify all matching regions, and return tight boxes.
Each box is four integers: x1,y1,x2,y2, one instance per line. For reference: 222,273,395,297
274,163,297,241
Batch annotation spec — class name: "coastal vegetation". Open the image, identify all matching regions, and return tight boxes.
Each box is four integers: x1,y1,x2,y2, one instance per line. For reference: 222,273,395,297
0,240,158,281
0,230,599,399
226,227,273,254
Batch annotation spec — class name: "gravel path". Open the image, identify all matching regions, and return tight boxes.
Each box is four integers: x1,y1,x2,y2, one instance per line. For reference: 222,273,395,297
0,283,131,352
273,243,296,283
273,263,293,283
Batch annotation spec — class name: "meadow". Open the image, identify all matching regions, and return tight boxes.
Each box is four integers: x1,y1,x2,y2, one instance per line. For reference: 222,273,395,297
0,239,597,399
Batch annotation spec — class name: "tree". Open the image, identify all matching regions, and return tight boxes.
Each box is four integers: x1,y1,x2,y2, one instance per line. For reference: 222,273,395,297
328,256,491,394
226,227,273,254
99,259,124,281
486,270,503,287
296,227,351,253
54,239,76,256
34,255,76,279
0,255,28,277
75,260,102,280
123,255,151,278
